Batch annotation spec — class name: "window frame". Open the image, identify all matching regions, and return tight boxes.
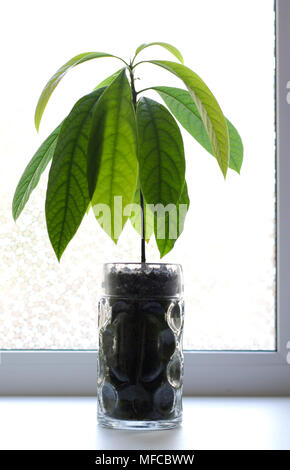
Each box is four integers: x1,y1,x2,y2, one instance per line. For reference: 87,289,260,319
1,0,289,396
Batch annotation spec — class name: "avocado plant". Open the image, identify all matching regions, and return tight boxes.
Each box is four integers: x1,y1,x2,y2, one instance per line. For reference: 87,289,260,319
12,42,244,429
12,42,243,262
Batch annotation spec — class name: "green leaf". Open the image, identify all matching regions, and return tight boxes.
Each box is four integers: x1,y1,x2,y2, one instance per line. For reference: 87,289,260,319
87,69,138,243
136,97,185,207
153,86,243,173
35,51,123,131
129,181,154,242
134,42,184,64
45,87,106,260
225,120,244,174
86,202,91,214
149,60,230,177
94,69,123,89
155,181,190,258
12,124,62,220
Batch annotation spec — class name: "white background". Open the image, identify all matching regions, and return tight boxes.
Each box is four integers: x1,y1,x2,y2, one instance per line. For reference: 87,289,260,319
0,0,275,349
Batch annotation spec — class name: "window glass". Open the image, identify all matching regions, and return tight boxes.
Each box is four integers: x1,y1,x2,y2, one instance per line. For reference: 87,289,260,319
0,0,275,350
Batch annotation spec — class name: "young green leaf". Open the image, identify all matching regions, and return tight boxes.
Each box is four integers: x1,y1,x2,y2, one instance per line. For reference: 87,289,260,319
46,87,106,260
148,60,230,177
155,181,190,258
35,52,124,131
134,42,184,64
94,69,123,89
153,86,243,173
12,124,62,221
129,182,154,242
136,97,185,207
87,69,138,243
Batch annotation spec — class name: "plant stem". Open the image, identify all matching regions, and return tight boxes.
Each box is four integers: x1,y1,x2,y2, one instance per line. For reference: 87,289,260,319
139,189,146,263
136,87,152,95
129,65,146,264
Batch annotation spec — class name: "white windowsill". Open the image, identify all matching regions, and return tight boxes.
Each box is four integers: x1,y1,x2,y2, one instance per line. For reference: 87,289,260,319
0,396,289,450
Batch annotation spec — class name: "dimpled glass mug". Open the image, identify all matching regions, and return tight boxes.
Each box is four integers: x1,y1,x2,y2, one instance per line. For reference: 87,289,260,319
97,263,184,430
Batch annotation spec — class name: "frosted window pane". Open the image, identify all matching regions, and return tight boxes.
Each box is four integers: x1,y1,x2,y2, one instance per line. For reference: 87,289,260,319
0,0,275,350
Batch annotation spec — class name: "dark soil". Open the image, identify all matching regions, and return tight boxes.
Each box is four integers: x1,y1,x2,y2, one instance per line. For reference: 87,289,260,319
103,264,182,298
